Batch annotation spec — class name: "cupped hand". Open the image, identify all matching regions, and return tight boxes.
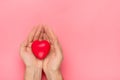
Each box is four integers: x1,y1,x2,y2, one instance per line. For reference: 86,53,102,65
20,25,44,68
42,26,63,73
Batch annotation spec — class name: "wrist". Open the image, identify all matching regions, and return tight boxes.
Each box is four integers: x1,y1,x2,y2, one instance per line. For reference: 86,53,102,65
26,64,43,76
26,61,42,69
45,69,63,80
25,66,35,80
25,65,42,80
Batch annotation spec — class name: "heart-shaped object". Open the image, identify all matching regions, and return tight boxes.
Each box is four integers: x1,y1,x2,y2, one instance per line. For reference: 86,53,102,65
31,40,50,59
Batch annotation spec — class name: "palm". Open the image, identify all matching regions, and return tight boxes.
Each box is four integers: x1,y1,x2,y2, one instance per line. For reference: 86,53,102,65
44,48,62,70
43,26,63,71
20,26,43,67
20,43,36,66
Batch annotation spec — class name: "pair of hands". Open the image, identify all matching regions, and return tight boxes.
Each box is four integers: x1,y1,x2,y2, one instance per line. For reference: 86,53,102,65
20,25,63,80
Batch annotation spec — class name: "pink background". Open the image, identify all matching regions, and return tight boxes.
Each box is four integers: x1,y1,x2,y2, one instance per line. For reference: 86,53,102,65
0,0,120,80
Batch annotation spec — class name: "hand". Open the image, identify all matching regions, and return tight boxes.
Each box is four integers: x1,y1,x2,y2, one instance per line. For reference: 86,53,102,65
20,26,43,67
42,26,63,80
20,25,43,80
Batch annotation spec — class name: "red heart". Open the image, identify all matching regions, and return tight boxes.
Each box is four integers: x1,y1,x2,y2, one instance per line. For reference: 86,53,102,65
31,40,50,59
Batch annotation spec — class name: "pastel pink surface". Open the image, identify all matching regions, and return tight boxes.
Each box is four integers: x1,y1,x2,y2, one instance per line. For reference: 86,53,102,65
0,0,120,80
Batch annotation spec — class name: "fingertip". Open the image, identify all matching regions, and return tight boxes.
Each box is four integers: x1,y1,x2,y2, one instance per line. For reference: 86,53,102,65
44,25,49,32
42,25,45,33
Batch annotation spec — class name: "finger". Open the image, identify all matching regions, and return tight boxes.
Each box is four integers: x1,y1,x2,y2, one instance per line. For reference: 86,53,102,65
44,25,57,44
27,42,32,48
20,39,28,56
21,39,28,47
44,25,61,49
43,26,50,41
43,33,49,41
42,26,48,40
28,26,38,43
39,27,44,41
43,33,46,40
44,26,63,58
20,26,35,53
53,39,63,55
33,25,43,41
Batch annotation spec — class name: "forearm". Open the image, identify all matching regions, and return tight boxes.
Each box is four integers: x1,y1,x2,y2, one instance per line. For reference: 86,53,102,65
25,66,42,80
46,70,63,80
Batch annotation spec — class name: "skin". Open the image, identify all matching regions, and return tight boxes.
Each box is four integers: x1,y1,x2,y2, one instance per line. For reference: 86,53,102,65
20,25,63,80
43,26,63,80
